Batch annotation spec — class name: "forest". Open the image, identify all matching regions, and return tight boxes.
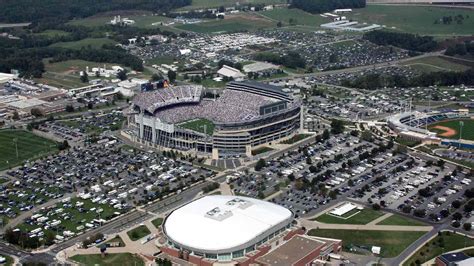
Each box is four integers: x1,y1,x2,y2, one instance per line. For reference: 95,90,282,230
363,31,438,52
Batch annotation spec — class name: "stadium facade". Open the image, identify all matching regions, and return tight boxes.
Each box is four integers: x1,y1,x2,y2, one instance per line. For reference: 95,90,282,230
128,81,303,159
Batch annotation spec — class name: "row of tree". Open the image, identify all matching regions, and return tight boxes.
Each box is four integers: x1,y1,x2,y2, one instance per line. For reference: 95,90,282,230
341,69,474,90
363,30,438,52
290,0,366,14
254,51,306,69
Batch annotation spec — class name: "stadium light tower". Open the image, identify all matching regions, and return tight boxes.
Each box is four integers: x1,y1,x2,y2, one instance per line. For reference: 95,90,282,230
459,121,464,140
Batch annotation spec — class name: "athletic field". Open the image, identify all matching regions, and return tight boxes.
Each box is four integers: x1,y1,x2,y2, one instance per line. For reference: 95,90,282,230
0,130,58,170
428,119,474,141
178,119,215,135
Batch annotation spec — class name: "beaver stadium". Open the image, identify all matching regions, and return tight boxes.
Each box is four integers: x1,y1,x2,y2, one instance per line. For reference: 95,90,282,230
127,81,303,159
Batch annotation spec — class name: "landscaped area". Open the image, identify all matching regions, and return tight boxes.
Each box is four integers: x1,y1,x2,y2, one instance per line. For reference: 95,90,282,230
280,134,312,144
151,218,163,229
308,229,426,258
348,5,474,35
70,253,144,266
176,15,274,33
403,231,474,265
127,225,151,241
313,208,384,225
105,235,125,247
0,254,14,266
376,214,427,226
0,130,59,170
251,147,274,156
49,38,117,50
178,118,215,135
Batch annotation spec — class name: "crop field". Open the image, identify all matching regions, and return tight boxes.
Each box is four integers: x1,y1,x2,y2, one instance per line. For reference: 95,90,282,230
49,38,117,50
348,5,474,36
179,119,215,135
261,8,328,27
403,56,472,73
178,0,286,10
176,15,274,33
428,119,474,141
0,130,58,170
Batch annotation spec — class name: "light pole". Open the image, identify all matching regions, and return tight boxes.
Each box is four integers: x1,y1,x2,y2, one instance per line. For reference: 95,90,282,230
13,138,18,159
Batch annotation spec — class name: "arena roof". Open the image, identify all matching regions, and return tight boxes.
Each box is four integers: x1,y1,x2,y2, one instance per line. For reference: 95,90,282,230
163,195,293,253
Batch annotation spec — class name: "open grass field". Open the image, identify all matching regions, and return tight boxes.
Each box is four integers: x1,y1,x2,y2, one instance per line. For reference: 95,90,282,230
376,214,426,226
313,208,384,225
308,229,426,258
178,0,286,10
404,231,474,265
176,15,274,33
428,119,474,141
70,253,144,266
127,225,151,241
348,5,474,36
179,118,215,135
0,130,58,171
261,8,328,26
49,38,117,50
35,30,71,38
403,56,472,73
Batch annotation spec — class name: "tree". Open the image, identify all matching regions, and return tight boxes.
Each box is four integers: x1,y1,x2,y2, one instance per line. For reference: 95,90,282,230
12,111,20,120
167,70,176,83
452,200,461,209
372,203,381,210
151,73,163,81
117,69,127,81
277,21,283,27
452,212,462,220
322,129,330,140
255,159,265,171
31,108,44,117
330,119,344,134
65,105,74,112
464,222,472,231
80,71,89,83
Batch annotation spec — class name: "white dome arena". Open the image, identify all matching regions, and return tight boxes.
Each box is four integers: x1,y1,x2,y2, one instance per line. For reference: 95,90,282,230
163,195,293,260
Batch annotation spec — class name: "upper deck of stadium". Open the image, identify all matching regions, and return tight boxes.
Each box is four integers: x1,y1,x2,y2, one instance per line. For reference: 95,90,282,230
132,82,299,124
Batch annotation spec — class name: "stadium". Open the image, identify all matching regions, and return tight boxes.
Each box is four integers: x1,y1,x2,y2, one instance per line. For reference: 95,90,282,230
162,195,294,261
387,109,474,148
128,81,302,159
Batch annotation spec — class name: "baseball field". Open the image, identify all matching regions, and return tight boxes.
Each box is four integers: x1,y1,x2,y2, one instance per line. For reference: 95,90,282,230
428,119,474,141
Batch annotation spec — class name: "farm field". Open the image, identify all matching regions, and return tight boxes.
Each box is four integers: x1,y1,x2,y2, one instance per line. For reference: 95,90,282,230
176,15,274,33
308,229,426,258
0,130,58,171
403,56,472,73
428,119,474,141
179,119,215,135
49,38,117,50
178,0,286,10
348,5,474,35
313,208,384,225
261,8,328,26
70,253,144,266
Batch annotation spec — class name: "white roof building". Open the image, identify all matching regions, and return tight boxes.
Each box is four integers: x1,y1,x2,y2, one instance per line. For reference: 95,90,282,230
163,195,293,259
217,65,245,80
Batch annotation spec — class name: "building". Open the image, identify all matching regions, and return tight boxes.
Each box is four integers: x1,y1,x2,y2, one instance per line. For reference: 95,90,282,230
436,251,474,266
163,196,293,261
160,196,341,266
128,81,303,159
217,65,245,81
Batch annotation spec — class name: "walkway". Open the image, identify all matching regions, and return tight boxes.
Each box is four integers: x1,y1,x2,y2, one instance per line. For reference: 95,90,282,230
300,219,433,232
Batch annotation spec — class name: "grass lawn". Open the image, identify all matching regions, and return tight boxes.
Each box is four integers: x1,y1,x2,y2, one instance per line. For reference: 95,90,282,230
176,16,274,33
0,254,14,266
69,14,171,29
313,208,384,225
178,118,215,135
127,225,151,241
348,5,474,36
70,253,144,266
178,0,286,10
261,8,329,26
35,30,71,37
403,56,471,73
151,218,163,228
0,130,58,170
428,119,474,141
403,231,474,265
105,235,125,247
376,214,427,226
49,38,117,50
308,229,426,258
395,137,420,147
